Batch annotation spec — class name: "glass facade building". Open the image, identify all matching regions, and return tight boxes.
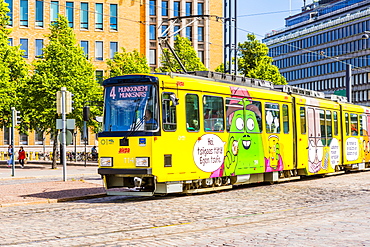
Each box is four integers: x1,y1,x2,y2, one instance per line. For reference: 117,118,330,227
263,0,370,105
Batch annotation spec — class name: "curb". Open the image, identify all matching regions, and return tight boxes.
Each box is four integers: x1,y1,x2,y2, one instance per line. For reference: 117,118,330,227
0,173,99,181
0,193,107,208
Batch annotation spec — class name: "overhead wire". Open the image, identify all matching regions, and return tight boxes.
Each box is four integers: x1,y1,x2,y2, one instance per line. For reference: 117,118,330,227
11,0,369,75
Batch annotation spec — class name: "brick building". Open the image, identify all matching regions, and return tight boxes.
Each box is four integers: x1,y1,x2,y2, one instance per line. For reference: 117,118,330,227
1,0,223,153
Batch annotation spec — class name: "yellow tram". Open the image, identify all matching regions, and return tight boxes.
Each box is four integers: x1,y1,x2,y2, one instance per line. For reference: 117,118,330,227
97,72,370,196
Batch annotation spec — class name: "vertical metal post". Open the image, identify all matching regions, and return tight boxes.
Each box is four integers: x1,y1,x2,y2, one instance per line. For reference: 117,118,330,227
346,64,352,103
11,107,15,177
233,0,237,74
83,121,87,167
61,87,67,181
74,132,77,162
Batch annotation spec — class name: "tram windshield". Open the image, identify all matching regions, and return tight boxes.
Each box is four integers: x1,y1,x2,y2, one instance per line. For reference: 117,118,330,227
103,84,158,132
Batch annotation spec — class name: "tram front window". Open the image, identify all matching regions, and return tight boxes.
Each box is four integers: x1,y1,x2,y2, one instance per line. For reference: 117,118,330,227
103,84,158,132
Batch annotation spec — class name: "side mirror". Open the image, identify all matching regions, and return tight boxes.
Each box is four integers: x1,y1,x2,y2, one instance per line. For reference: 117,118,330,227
170,94,179,106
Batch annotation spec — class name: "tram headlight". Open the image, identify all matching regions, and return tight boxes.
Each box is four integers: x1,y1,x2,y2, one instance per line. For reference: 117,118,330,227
136,157,149,167
100,157,113,167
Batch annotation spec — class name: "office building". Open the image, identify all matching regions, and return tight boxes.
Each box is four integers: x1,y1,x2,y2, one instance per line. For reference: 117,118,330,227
263,0,370,104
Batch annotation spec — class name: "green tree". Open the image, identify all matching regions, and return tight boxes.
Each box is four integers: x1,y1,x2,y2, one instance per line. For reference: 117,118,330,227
158,36,207,72
22,15,102,167
215,63,224,73
238,34,286,85
0,0,29,127
106,48,150,78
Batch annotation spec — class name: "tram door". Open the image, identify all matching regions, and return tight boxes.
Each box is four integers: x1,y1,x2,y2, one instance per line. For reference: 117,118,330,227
306,107,339,174
307,108,325,174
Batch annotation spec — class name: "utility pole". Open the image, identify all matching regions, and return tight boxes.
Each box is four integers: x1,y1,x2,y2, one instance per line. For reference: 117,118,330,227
346,64,352,103
61,87,67,181
11,107,16,177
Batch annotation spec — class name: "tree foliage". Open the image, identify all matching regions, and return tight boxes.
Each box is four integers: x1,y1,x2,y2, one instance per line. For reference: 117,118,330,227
106,48,150,78
0,0,29,127
238,34,286,85
158,36,207,72
22,15,102,134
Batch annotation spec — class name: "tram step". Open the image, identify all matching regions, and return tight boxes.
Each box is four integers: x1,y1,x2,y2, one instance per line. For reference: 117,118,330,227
325,171,345,176
183,185,233,194
277,176,301,183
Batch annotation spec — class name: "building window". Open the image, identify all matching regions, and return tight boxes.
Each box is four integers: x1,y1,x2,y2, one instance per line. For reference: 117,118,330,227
20,0,28,27
149,0,156,16
174,25,180,36
19,131,28,145
186,26,192,41
95,3,103,30
3,127,9,145
161,25,168,37
150,25,156,40
81,2,88,29
174,1,180,17
35,39,43,58
198,26,204,42
149,49,156,65
8,38,12,46
110,42,118,59
50,1,59,23
95,41,103,61
162,1,168,16
96,70,103,84
35,130,44,145
66,2,73,28
110,4,117,31
20,39,28,58
81,41,88,58
186,2,192,16
5,0,13,26
197,3,203,15
35,0,43,27
197,51,204,63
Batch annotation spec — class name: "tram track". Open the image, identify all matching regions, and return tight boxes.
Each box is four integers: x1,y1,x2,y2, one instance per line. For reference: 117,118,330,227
1,197,364,246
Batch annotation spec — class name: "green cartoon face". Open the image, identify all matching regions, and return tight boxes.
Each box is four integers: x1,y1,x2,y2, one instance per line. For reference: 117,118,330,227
224,107,265,176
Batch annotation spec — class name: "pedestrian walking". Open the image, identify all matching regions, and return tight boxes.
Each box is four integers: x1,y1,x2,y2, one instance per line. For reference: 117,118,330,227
91,146,98,161
7,145,13,168
18,146,26,168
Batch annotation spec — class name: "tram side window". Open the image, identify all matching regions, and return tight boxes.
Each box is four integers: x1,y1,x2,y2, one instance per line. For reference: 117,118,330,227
333,111,338,136
185,94,200,132
162,92,177,131
360,114,366,136
345,113,349,136
319,110,326,145
226,98,243,132
300,107,306,134
247,101,262,133
265,103,280,133
326,110,332,146
282,104,289,134
351,113,358,136
203,96,224,132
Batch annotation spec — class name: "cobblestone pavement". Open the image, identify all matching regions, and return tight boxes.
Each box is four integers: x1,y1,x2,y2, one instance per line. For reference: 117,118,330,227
1,171,370,246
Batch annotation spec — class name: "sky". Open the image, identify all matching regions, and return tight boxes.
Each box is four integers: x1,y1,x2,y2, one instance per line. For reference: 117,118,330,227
236,0,315,42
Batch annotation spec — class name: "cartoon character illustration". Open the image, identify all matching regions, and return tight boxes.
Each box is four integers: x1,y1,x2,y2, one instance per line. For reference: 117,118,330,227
265,135,283,172
223,103,265,176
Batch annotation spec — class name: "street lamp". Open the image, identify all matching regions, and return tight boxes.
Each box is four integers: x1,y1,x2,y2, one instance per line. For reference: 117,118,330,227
361,31,370,40
346,31,370,103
